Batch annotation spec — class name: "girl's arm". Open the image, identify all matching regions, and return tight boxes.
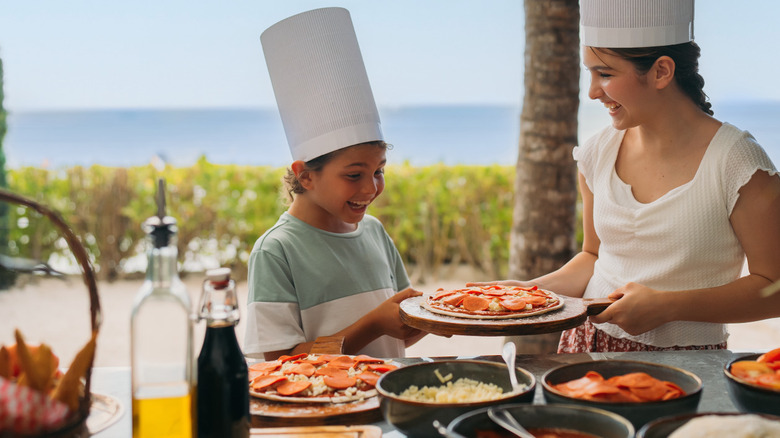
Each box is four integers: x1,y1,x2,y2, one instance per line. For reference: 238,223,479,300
591,170,780,334
263,288,423,360
469,172,600,298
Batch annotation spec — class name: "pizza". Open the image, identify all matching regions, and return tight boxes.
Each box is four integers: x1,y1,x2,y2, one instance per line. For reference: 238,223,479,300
422,284,563,320
248,353,399,403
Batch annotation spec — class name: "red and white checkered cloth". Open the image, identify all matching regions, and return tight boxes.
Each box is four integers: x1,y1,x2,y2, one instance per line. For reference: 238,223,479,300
0,377,70,435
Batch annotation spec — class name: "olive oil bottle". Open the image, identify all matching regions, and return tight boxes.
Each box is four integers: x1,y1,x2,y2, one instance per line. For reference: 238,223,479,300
131,179,195,438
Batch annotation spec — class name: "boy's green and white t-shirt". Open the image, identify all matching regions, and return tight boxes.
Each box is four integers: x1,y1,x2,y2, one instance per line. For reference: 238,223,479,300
244,212,411,359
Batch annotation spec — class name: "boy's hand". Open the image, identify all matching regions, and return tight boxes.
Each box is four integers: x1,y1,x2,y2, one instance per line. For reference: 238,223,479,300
372,287,423,341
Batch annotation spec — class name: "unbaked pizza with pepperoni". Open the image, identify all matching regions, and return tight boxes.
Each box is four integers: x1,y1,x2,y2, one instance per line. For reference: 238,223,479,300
422,285,563,320
248,353,399,403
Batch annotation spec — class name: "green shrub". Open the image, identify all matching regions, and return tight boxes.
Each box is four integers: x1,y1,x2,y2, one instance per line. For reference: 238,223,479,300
3,160,521,282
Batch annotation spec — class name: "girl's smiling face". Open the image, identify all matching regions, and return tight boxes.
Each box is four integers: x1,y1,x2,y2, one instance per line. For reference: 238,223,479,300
298,143,386,233
584,47,654,131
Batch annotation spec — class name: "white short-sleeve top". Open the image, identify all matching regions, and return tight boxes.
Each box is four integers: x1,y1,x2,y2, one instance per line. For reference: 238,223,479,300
574,122,779,347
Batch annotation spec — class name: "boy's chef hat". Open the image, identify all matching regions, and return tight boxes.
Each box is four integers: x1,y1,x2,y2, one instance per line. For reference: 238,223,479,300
581,0,694,48
261,7,383,162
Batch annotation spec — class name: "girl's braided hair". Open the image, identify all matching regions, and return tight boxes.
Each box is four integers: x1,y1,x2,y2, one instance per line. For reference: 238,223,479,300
600,41,713,116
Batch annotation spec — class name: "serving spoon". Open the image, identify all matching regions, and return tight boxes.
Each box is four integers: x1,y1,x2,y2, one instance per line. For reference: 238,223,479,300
487,406,535,438
502,341,521,391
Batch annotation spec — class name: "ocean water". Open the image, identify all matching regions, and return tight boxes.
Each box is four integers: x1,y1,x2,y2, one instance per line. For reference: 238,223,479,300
4,102,780,169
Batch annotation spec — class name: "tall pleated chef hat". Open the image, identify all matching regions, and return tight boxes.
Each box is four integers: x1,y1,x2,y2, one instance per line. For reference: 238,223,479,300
581,0,695,48
261,7,383,162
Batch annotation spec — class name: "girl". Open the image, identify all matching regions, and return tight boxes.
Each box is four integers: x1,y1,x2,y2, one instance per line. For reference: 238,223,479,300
243,7,424,360
475,0,780,353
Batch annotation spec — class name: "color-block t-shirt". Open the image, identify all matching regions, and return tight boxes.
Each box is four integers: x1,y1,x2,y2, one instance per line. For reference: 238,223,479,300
243,212,411,358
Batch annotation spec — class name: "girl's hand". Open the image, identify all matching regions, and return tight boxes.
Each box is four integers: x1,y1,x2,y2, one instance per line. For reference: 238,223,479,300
589,282,672,335
370,287,424,341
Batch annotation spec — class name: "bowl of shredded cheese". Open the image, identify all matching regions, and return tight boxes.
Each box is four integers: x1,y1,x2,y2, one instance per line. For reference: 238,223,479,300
375,359,535,437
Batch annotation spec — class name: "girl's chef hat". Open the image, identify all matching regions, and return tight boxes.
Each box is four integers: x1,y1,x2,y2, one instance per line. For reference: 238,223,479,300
581,0,694,48
261,7,383,162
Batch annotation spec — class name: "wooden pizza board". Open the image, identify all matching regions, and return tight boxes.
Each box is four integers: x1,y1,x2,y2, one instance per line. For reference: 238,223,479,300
399,295,612,336
250,425,382,437
250,396,382,428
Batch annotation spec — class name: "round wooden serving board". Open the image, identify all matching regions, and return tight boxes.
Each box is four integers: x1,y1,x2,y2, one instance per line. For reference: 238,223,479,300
399,295,612,336
250,396,381,427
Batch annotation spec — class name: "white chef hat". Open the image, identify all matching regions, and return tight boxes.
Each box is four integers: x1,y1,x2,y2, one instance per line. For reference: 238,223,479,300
581,0,695,48
261,7,383,162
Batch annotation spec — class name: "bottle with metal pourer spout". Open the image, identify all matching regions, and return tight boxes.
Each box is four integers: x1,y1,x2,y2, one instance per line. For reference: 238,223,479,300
197,267,250,438
131,179,195,438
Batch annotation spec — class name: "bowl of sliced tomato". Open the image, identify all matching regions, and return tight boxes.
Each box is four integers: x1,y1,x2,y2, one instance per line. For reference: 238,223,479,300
541,360,702,429
724,348,780,416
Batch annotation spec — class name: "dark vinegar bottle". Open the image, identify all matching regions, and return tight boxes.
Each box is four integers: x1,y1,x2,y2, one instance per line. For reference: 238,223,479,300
197,267,250,438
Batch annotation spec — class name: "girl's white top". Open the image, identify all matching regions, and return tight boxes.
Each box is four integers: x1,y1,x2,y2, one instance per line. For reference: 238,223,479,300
575,122,779,347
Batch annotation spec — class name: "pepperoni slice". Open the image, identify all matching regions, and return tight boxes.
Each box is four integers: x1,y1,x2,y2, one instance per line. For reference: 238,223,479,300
296,356,329,366
480,287,508,296
314,366,350,379
356,371,380,387
317,354,341,363
276,380,311,396
523,295,548,307
278,353,308,363
433,289,457,300
327,355,357,370
324,375,358,390
442,293,466,306
251,375,287,391
462,295,490,312
249,361,281,374
499,297,529,311
367,363,398,373
283,362,316,377
554,371,685,402
353,354,384,364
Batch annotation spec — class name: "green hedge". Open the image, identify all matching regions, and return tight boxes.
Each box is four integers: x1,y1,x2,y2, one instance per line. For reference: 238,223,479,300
3,159,516,282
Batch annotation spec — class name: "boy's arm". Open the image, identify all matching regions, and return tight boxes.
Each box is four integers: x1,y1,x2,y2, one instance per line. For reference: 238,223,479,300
263,288,423,360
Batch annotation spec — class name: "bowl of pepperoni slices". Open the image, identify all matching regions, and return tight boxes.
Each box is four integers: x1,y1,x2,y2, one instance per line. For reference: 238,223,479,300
541,360,702,429
724,348,780,416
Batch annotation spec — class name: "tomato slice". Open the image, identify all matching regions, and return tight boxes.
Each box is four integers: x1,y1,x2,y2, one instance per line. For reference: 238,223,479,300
730,360,774,380
756,372,780,390
757,347,780,366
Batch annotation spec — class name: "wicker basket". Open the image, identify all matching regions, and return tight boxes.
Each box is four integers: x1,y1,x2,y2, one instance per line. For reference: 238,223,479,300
0,189,101,438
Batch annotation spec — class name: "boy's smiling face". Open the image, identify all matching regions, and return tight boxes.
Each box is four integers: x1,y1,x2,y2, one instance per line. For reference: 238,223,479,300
293,143,386,233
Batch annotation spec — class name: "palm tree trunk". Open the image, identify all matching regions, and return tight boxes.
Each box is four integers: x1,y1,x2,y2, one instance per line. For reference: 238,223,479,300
507,0,581,354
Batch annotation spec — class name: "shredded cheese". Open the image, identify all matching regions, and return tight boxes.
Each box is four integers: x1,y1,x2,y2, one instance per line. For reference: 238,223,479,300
434,368,453,383
395,377,513,403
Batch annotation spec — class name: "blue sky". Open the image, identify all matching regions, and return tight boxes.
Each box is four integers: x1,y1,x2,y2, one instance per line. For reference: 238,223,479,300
0,0,777,111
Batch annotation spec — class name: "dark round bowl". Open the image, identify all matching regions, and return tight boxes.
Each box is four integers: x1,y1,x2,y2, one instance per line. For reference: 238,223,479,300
542,360,702,429
447,403,634,438
375,359,535,437
637,412,780,438
724,353,780,416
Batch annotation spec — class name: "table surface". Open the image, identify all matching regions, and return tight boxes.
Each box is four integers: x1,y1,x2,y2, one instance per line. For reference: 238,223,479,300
91,349,752,437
